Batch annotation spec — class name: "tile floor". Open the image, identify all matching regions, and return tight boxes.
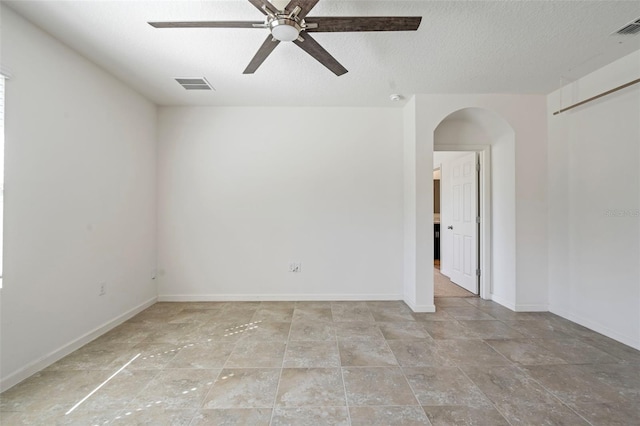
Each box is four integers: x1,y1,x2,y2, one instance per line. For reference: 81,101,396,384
1,298,639,425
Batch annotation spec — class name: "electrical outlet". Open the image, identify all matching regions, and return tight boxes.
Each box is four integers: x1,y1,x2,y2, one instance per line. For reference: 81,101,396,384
288,262,302,273
99,282,106,296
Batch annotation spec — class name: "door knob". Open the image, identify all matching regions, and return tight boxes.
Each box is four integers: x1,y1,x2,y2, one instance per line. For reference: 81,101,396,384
447,225,453,230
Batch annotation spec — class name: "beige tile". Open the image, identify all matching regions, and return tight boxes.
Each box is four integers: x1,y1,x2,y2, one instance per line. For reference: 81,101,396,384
191,408,271,425
295,301,332,309
289,320,335,341
498,320,573,339
271,406,349,426
536,338,620,364
45,341,137,371
342,367,418,406
576,363,640,400
90,322,154,345
434,298,474,307
349,406,431,426
110,408,196,425
412,310,455,322
403,367,491,407
208,309,257,324
484,339,568,365
127,342,182,370
421,321,477,340
283,341,341,368
439,307,496,321
292,307,333,322
77,369,159,411
461,365,557,406
225,340,286,368
568,401,640,425
423,405,510,426
522,364,629,405
260,301,297,309
198,320,263,342
456,320,525,339
275,368,346,407
434,340,511,366
387,340,455,367
0,409,122,425
166,342,234,369
379,322,431,340
142,323,206,345
338,340,398,366
221,301,262,312
334,322,384,340
251,308,294,322
331,302,375,322
132,368,219,409
496,403,590,426
238,321,291,341
580,335,640,364
202,368,280,409
370,309,417,322
168,309,220,324
0,370,112,412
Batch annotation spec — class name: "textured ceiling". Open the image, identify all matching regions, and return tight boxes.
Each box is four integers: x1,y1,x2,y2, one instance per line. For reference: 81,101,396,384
4,0,640,107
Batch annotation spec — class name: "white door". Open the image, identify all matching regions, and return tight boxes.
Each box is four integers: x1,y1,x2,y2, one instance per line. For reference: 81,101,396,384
445,152,478,294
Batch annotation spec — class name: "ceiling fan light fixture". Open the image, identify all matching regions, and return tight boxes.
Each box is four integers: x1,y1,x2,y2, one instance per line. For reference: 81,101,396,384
270,18,301,41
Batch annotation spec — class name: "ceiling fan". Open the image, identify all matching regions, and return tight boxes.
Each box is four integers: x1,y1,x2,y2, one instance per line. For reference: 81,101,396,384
149,0,422,76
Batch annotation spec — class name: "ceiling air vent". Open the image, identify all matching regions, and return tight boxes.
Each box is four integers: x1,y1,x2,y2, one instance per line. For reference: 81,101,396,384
175,77,213,90
615,18,640,35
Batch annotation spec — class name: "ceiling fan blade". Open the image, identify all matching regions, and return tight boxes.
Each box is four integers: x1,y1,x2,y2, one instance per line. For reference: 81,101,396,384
285,0,320,18
305,16,422,32
244,35,281,74
149,21,263,29
293,33,347,76
248,0,279,15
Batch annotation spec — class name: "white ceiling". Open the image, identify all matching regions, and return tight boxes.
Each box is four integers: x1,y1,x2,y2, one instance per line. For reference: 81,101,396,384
5,0,640,107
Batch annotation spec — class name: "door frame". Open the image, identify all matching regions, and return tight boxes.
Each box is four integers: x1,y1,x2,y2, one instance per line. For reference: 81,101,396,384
434,145,492,300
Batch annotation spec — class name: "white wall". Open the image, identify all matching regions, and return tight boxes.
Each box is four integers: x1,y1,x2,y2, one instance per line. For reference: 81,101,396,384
0,6,157,389
404,95,548,311
157,106,404,300
548,50,640,349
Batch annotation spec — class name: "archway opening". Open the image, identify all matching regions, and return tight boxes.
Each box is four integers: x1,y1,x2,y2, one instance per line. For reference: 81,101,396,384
433,107,516,307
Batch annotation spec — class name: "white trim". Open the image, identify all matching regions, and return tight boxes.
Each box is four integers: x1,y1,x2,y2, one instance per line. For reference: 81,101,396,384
404,299,436,313
158,293,403,302
549,305,640,351
0,297,157,392
514,304,549,312
489,293,516,311
434,144,492,301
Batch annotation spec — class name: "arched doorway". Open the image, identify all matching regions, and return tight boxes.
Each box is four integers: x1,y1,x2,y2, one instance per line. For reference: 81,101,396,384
433,107,516,305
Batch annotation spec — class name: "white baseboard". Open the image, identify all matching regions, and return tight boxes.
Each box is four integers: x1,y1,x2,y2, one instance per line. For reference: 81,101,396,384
406,303,436,313
0,296,157,392
489,294,548,312
157,293,403,302
514,303,549,312
549,305,640,351
489,293,516,311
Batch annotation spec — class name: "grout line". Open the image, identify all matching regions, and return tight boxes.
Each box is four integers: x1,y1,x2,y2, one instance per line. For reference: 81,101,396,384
337,334,353,425
65,353,141,415
267,310,294,426
456,365,515,426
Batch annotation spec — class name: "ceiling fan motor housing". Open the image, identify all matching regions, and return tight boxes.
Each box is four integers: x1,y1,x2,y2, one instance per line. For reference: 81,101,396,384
270,17,301,41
